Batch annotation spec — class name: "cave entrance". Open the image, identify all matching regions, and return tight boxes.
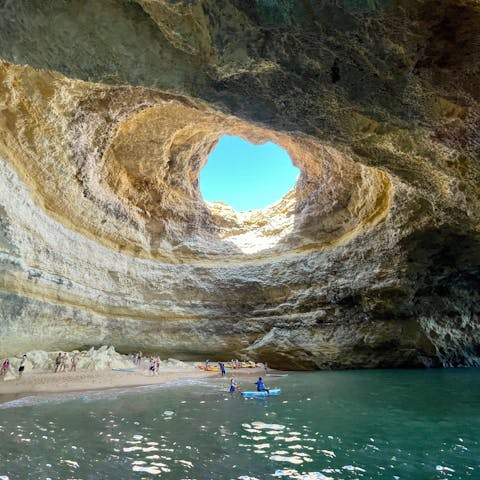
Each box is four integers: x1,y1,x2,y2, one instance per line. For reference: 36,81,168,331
200,135,299,212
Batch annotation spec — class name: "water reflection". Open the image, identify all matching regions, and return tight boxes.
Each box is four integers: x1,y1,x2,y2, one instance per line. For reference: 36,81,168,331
0,371,478,479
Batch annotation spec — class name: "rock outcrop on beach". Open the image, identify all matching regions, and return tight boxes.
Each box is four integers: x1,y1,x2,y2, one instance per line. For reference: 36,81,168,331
0,0,479,369
2,346,135,376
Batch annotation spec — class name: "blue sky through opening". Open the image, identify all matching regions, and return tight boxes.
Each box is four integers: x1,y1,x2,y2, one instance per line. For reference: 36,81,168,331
200,135,299,212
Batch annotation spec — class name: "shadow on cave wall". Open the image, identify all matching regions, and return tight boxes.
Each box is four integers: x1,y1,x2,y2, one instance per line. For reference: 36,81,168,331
355,224,480,325
399,224,480,365
403,225,480,302
3,0,476,134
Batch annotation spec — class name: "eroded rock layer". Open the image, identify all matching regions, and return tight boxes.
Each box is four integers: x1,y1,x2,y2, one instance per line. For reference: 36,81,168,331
0,0,479,368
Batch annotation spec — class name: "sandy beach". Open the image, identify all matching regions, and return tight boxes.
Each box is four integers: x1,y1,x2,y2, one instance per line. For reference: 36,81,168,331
0,364,266,404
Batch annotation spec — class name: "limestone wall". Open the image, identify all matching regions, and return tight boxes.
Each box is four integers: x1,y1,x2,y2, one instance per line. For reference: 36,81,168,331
0,0,478,368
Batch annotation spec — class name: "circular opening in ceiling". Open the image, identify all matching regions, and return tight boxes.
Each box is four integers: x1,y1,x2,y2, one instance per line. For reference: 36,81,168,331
200,135,299,212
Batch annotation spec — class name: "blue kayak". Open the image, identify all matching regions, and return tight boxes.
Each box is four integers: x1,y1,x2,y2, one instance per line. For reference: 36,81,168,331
241,388,281,398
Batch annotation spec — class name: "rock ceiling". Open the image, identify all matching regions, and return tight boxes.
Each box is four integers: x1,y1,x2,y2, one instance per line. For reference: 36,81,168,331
0,0,478,368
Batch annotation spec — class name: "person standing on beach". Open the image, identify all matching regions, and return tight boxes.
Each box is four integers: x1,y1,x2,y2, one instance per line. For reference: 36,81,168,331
219,362,226,377
2,359,10,378
149,357,156,375
70,353,78,372
18,355,27,379
54,353,62,373
60,353,68,372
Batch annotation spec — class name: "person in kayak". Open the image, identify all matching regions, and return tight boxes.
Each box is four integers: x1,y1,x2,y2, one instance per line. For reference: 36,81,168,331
255,377,270,394
229,378,238,394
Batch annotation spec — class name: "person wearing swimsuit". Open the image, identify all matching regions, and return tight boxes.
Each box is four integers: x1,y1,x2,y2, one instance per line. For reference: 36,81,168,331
18,355,26,378
2,359,9,377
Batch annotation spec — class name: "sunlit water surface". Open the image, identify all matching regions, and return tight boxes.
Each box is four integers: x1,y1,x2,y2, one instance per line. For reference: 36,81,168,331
0,369,479,479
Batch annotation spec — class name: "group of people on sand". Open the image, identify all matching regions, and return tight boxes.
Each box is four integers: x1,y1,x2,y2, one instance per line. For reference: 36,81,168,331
1,355,27,380
54,352,78,372
132,352,143,366
230,359,242,369
205,358,255,372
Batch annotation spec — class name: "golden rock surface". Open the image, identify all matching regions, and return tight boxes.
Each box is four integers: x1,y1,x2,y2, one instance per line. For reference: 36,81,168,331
0,0,478,368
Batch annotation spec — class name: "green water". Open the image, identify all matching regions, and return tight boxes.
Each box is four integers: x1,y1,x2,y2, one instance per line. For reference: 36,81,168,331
0,369,479,479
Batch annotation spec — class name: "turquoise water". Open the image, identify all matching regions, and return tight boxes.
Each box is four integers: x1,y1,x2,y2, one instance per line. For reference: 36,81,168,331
0,369,479,479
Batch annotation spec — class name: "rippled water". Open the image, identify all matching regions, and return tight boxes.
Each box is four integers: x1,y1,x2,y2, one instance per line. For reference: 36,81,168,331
0,369,479,479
